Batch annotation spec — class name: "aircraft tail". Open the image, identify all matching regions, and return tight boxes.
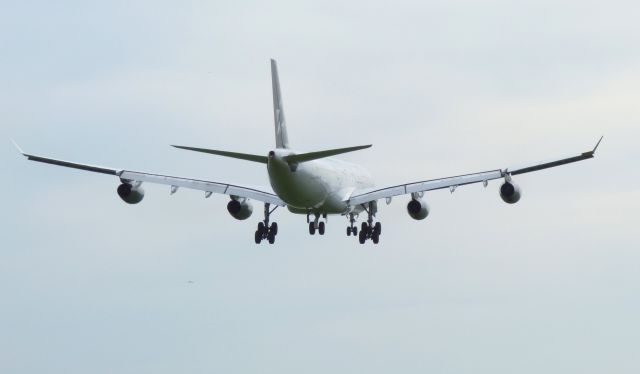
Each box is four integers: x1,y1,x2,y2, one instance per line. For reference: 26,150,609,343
271,59,290,149
171,61,372,164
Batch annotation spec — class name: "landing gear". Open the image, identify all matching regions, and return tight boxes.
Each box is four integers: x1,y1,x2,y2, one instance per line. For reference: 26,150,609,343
254,203,279,244
358,202,382,245
346,213,358,237
307,212,327,236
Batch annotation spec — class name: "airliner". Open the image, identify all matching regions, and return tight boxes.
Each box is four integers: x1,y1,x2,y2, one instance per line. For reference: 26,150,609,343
15,59,602,244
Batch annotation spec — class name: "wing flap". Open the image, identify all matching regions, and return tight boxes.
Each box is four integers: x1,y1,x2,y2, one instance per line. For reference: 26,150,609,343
120,171,284,205
348,170,502,206
16,144,284,206
347,138,601,206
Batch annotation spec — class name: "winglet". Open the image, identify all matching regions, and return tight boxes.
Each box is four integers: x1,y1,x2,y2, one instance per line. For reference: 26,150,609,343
11,138,25,155
592,135,603,154
581,136,603,157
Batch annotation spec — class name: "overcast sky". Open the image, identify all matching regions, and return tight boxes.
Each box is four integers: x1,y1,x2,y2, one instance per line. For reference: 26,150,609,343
2,1,639,373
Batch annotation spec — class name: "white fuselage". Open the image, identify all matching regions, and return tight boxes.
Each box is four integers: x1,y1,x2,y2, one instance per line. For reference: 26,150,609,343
267,149,374,214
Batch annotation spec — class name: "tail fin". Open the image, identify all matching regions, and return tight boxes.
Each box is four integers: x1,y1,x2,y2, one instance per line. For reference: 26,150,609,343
271,59,290,149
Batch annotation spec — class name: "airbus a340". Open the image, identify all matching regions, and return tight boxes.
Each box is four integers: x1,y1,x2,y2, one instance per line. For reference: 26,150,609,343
15,60,601,244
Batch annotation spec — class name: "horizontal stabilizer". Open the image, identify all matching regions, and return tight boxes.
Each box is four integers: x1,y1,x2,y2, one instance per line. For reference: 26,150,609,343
172,145,268,164
285,144,372,164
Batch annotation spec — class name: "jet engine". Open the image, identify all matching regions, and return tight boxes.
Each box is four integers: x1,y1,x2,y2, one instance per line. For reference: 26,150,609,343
117,183,145,204
407,198,429,220
227,198,253,220
500,181,521,204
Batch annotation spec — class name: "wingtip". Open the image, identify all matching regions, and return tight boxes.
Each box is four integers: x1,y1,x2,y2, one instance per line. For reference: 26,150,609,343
10,138,25,155
593,135,603,154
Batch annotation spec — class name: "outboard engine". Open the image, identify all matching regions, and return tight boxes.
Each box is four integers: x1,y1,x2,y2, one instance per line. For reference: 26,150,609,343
227,198,253,220
407,198,429,220
500,181,521,204
117,183,144,204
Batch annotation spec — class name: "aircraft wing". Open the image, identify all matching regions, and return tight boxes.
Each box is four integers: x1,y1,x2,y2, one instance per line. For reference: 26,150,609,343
14,144,285,206
347,137,602,207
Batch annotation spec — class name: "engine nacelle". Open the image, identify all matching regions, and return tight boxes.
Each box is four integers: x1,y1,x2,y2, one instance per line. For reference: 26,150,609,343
407,198,429,220
117,183,144,204
500,181,521,204
227,198,253,220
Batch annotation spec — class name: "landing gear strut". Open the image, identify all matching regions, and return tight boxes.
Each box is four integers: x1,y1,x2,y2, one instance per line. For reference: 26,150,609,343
358,202,382,244
308,212,327,236
346,213,358,236
255,203,278,244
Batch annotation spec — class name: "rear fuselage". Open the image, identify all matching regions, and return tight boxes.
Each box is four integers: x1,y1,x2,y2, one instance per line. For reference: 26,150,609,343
267,148,374,214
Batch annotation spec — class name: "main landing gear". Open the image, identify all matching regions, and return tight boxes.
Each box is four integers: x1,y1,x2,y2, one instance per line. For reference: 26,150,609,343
346,213,358,236
358,202,382,245
255,203,279,244
308,212,327,235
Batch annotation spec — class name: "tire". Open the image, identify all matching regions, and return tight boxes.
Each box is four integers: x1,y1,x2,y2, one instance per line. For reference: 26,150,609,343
372,232,379,244
257,222,265,235
358,229,366,244
268,233,275,244
347,227,351,236
270,222,278,236
353,227,358,236
254,230,262,244
309,222,316,235
374,222,381,235
361,222,368,232
318,221,325,235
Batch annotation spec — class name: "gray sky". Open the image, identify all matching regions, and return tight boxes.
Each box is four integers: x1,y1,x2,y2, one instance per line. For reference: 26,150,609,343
2,0,639,373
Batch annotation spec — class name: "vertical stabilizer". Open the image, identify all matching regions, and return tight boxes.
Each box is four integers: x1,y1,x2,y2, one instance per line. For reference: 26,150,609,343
271,59,290,149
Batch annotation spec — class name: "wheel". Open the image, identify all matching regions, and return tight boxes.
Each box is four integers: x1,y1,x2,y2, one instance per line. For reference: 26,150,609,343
347,227,351,236
353,227,358,236
374,222,381,235
267,232,275,244
257,222,265,235
254,230,262,244
270,222,278,236
361,222,368,232
372,232,379,244
309,222,316,235
358,229,366,244
318,221,325,235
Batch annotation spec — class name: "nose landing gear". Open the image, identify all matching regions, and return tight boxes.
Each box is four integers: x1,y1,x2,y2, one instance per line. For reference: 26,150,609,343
307,212,327,235
255,203,279,244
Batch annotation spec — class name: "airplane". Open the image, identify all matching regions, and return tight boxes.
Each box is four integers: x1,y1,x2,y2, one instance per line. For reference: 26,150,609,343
14,59,602,245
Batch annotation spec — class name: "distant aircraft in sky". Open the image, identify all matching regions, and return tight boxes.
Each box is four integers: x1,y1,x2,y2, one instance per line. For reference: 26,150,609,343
14,59,602,244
